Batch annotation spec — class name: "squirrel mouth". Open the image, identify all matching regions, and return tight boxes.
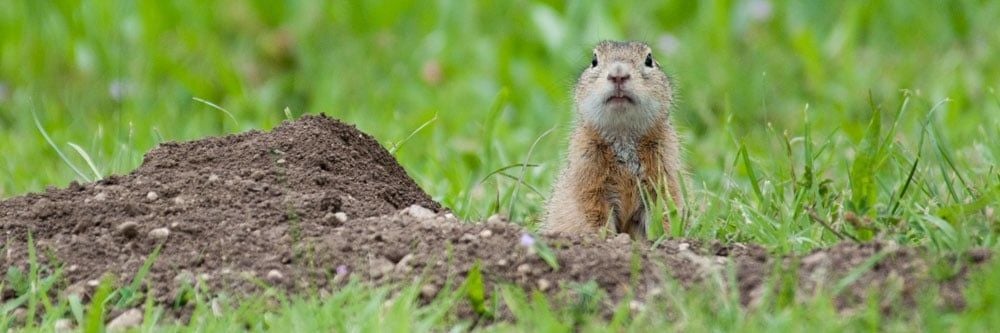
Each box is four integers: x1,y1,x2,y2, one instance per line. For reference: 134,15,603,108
605,90,635,104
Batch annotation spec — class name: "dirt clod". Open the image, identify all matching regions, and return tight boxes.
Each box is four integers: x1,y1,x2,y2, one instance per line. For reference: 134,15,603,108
266,270,284,284
117,221,139,239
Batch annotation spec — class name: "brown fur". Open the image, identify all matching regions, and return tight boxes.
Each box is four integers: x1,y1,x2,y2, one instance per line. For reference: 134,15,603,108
543,41,683,238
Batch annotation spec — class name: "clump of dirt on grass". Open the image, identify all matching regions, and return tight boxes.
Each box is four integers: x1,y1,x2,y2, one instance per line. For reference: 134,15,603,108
0,114,987,319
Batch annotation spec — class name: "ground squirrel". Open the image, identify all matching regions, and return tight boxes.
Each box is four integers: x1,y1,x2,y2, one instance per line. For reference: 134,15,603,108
543,40,683,238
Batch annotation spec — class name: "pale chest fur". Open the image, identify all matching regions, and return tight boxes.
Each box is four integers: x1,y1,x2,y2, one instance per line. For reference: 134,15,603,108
610,137,643,176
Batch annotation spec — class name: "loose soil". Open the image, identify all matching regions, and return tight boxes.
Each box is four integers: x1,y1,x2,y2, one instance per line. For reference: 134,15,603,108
0,114,987,320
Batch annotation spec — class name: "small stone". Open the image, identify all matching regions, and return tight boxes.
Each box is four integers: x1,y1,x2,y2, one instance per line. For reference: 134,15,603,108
444,213,456,219
117,221,139,239
333,212,348,223
107,308,143,331
497,259,509,267
86,279,101,287
517,264,532,275
208,174,220,182
479,229,493,238
405,204,437,219
266,270,284,283
459,233,477,243
536,279,552,291
12,308,27,323
370,258,395,279
67,265,79,272
420,284,439,299
678,242,691,251
629,300,645,312
276,158,286,165
54,318,74,332
148,228,170,240
94,192,108,201
146,191,159,201
486,214,507,224
172,196,185,205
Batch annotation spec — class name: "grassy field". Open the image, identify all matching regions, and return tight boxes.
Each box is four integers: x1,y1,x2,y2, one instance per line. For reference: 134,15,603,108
2,0,1000,331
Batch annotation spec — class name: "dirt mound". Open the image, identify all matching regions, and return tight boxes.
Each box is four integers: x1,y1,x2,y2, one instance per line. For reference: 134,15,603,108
0,114,985,318
1,114,439,300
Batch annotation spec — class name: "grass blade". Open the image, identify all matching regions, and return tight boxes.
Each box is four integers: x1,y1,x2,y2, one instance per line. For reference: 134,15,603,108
192,97,240,129
389,113,438,155
32,108,91,182
67,142,103,180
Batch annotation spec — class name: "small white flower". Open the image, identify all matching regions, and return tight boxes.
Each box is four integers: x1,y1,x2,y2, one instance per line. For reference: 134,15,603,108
519,233,536,247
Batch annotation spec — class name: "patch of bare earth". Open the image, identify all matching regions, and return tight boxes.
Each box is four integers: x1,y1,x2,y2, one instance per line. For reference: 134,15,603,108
0,115,988,320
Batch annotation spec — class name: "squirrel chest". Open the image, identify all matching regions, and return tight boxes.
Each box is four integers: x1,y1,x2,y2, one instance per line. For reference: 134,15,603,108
578,127,665,235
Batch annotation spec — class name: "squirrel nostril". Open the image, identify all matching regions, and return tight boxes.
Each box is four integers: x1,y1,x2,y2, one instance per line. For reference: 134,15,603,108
607,73,631,84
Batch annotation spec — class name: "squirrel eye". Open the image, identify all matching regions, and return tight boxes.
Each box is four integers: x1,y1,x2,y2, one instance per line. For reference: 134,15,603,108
644,53,654,68
591,54,598,68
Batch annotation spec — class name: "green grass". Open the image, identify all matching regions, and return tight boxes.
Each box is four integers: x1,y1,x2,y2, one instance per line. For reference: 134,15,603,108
2,0,1000,330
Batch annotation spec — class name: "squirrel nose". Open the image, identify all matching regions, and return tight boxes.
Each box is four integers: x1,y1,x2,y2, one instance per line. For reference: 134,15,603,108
607,72,631,84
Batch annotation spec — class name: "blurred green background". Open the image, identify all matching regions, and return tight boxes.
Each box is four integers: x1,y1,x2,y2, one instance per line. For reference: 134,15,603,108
2,1,998,251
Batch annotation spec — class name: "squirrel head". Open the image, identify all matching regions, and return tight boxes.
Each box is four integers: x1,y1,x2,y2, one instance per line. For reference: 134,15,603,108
573,40,674,137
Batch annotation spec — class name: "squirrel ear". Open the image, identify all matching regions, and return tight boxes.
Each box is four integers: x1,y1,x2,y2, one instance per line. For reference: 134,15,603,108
591,53,598,68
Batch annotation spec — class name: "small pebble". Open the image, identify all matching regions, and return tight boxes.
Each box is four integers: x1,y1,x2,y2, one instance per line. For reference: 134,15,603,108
405,204,437,219
94,192,108,201
459,233,477,243
107,308,143,331
420,284,439,299
479,229,493,238
537,279,552,291
208,174,220,182
148,227,170,240
629,300,645,312
678,242,691,251
54,318,74,332
117,221,139,239
146,191,159,201
333,212,348,223
266,270,284,283
12,308,27,323
486,214,507,224
517,264,532,275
